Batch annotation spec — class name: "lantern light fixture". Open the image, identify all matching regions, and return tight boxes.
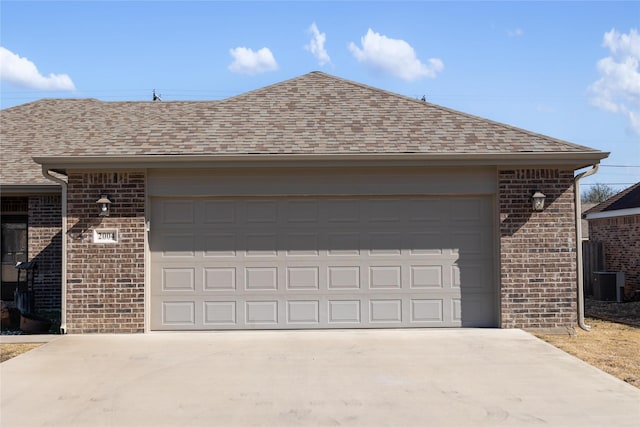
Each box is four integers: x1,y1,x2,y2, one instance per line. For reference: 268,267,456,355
531,191,546,212
96,194,112,217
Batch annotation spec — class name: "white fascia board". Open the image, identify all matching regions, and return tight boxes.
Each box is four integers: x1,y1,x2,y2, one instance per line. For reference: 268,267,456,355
586,208,640,220
32,151,608,170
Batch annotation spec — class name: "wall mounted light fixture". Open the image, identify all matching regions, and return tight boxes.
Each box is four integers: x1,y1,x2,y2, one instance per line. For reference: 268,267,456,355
96,194,112,217
531,191,546,212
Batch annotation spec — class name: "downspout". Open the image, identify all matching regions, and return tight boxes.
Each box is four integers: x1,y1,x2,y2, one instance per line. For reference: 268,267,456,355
575,164,599,331
42,167,68,334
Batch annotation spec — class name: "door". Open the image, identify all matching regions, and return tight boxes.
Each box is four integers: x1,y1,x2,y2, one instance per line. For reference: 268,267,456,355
1,216,28,301
150,196,496,330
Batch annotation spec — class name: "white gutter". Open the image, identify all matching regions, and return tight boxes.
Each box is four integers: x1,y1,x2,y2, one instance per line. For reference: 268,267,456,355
575,164,600,332
32,151,609,170
41,167,68,334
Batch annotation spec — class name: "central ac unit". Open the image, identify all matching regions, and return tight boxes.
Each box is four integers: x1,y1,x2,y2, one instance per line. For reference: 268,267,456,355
592,271,625,302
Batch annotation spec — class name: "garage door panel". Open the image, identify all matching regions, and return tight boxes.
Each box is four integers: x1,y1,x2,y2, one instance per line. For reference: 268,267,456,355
326,200,360,223
456,294,496,327
246,201,277,223
368,232,402,255
162,268,196,291
203,200,236,224
203,301,237,325
366,200,402,223
453,262,493,290
162,301,196,326
161,234,196,257
450,198,485,221
286,267,319,290
203,234,236,257
410,265,444,288
151,196,495,330
327,232,361,255
161,200,195,224
285,200,320,223
328,300,361,323
242,301,278,325
287,300,320,324
245,267,278,290
244,234,278,256
409,232,443,255
327,266,361,289
406,198,444,221
369,299,402,323
369,266,402,289
411,299,444,323
204,267,236,291
285,233,319,256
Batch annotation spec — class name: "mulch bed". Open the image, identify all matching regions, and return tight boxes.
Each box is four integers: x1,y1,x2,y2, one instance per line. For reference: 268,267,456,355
585,298,640,327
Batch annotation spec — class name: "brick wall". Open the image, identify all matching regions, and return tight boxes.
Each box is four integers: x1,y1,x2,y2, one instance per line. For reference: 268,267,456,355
28,195,62,311
66,172,146,333
589,215,640,298
499,169,577,330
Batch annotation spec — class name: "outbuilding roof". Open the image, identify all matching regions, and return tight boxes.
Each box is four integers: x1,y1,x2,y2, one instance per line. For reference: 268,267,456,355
584,182,640,216
1,71,607,187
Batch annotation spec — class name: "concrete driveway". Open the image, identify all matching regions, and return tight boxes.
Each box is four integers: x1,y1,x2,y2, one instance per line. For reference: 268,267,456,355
1,329,638,427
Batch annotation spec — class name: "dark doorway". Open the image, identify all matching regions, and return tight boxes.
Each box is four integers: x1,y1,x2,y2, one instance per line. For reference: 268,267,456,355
1,215,28,301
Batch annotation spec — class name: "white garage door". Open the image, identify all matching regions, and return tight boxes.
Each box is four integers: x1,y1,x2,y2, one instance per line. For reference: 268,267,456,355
150,197,496,330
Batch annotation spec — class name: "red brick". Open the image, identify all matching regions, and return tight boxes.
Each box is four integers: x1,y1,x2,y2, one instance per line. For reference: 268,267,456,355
499,169,578,329
65,172,145,333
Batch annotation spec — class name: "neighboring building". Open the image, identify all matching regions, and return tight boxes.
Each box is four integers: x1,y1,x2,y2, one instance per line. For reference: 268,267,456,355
584,183,640,299
0,72,608,333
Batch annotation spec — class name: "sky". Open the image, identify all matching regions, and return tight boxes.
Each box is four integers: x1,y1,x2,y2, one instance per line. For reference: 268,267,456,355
1,1,639,193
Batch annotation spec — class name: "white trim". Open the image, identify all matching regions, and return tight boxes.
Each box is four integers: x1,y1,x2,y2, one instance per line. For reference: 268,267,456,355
585,208,640,220
32,151,609,171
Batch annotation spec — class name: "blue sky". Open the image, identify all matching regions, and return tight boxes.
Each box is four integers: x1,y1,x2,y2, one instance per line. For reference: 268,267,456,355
1,1,639,192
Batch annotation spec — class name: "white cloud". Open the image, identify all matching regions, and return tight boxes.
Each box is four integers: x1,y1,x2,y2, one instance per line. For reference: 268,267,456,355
228,47,278,75
589,28,640,135
507,28,524,37
348,29,443,81
305,22,331,66
0,46,75,91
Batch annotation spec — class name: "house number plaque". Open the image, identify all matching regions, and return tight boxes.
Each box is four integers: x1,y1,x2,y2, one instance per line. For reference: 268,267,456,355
93,228,118,243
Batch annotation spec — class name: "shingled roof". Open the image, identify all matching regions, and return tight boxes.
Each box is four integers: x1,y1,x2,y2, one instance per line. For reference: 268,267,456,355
584,182,640,215
1,71,607,187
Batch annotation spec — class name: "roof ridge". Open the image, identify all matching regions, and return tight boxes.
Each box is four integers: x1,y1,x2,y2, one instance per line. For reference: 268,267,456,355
1,98,100,111
213,72,321,104
300,72,597,153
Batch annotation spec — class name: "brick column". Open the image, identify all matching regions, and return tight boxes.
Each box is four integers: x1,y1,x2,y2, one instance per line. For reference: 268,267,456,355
28,195,62,311
66,172,146,333
499,169,577,330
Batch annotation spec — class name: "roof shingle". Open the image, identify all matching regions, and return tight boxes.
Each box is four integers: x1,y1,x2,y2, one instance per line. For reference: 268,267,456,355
1,71,606,186
584,182,640,215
